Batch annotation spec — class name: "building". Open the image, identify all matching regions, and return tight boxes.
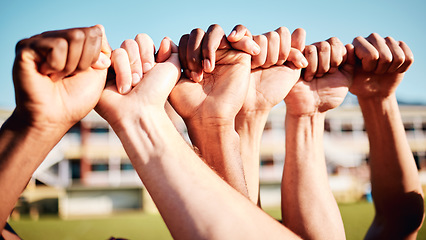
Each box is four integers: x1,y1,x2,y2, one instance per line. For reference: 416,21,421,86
1,99,426,216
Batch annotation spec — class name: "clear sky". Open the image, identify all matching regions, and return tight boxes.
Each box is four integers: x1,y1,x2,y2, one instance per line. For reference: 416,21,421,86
1,0,425,109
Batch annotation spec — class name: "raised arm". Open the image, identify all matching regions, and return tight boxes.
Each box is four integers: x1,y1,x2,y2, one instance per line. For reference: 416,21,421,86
95,33,301,240
282,37,350,240
348,33,424,240
168,24,260,197
235,27,307,204
0,25,111,233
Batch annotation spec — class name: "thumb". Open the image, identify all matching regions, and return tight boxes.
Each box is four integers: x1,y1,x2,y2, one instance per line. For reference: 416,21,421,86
92,24,112,70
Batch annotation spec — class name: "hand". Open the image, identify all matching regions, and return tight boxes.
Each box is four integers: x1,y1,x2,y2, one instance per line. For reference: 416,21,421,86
96,34,181,129
169,24,259,126
348,33,414,99
168,24,260,196
12,25,111,132
238,27,307,116
284,37,351,116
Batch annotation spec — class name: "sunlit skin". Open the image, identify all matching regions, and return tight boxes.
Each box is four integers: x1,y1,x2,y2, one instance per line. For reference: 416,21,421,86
0,25,111,235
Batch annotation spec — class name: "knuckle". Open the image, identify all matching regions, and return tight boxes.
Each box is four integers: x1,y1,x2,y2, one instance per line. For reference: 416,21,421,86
15,38,30,53
209,23,221,30
121,39,137,49
87,26,102,39
304,45,316,55
136,33,153,43
316,41,330,53
294,28,306,35
67,29,86,42
275,26,289,35
327,37,341,46
190,28,204,36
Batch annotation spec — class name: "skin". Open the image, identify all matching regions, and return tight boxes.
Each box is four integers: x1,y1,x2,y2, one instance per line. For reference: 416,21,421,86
95,33,301,240
168,24,261,197
235,27,308,203
282,37,350,240
0,25,111,234
348,33,424,240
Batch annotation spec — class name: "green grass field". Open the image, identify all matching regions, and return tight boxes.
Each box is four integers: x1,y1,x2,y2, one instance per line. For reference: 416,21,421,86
9,201,426,239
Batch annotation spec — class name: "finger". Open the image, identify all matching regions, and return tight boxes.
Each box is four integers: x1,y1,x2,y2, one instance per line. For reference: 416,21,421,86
92,24,111,69
49,28,86,79
262,31,280,68
121,39,142,86
353,36,379,72
227,24,260,55
76,26,102,72
313,41,331,77
229,36,260,55
157,37,173,63
343,44,356,75
31,37,68,75
95,24,112,58
288,48,308,69
384,37,405,73
228,24,252,42
327,37,346,73
111,48,132,94
135,33,155,74
397,41,414,73
202,24,226,73
291,28,306,51
366,33,392,74
302,45,318,81
187,28,205,82
178,34,190,79
251,34,268,69
275,26,291,65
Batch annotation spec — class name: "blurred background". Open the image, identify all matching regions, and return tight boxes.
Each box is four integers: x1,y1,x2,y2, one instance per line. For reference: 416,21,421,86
1,0,426,239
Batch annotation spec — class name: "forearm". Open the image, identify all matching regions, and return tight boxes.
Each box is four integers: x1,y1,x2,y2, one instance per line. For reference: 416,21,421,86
186,120,248,197
111,109,300,240
358,95,424,216
0,111,65,231
235,111,269,204
282,113,345,240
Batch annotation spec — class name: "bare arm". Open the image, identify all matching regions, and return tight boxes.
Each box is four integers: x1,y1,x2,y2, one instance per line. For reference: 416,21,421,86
96,35,301,240
349,34,424,239
236,27,307,203
169,24,260,197
0,25,111,232
282,38,350,240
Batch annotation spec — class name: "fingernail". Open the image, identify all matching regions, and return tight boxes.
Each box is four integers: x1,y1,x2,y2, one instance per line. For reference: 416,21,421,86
132,73,141,85
203,59,212,72
120,84,131,94
229,30,237,38
143,62,152,72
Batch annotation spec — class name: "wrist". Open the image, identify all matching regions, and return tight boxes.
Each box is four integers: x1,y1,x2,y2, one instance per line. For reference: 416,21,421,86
235,110,269,144
357,93,397,111
3,109,66,144
285,112,326,141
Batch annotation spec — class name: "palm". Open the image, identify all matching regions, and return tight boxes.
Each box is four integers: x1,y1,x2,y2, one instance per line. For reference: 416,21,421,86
170,49,251,121
285,70,350,116
349,66,404,99
14,60,107,127
241,65,301,114
96,54,181,126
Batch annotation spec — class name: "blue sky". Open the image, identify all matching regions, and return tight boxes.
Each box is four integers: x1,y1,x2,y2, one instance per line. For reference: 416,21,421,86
1,0,425,109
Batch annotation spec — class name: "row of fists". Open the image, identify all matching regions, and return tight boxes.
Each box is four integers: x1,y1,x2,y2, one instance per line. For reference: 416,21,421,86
12,24,414,132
